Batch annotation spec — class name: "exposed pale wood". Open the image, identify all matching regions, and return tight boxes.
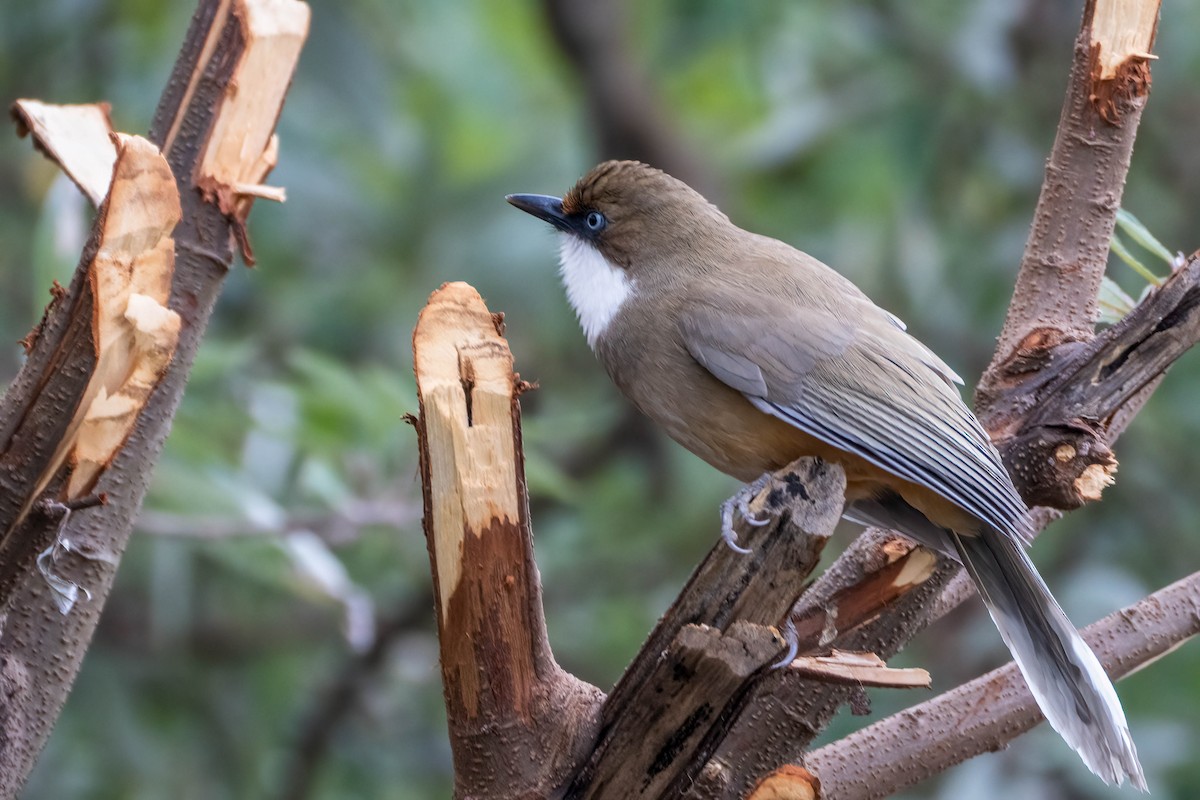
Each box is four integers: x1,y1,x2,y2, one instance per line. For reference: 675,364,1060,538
413,282,603,799
68,134,182,498
786,651,930,689
414,282,520,623
789,534,939,649
233,180,287,202
0,2,310,794
747,766,818,800
0,134,180,594
10,100,116,206
197,0,308,228
1092,0,1160,79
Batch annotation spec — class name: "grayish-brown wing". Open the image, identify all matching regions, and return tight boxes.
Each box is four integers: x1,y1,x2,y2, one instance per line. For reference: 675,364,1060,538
679,289,1031,544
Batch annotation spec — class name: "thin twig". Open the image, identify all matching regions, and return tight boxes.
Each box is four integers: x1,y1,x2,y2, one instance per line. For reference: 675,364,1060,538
135,499,419,545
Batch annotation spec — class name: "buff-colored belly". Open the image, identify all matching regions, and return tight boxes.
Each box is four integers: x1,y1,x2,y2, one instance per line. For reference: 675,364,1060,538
648,378,981,536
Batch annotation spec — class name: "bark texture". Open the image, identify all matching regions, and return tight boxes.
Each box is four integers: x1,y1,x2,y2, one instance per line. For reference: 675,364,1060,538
0,1,308,794
564,459,847,799
805,571,1200,799
413,283,604,799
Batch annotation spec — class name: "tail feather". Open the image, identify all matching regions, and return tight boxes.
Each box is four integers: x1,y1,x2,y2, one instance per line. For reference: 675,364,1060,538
952,529,1146,790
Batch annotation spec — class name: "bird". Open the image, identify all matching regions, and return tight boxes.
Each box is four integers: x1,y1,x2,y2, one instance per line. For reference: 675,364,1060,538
505,160,1146,789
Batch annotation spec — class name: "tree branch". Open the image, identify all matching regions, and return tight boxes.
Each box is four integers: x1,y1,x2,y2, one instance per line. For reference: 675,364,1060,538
564,458,847,799
697,535,959,799
804,570,1200,800
412,282,603,799
0,1,309,793
972,0,1162,505
993,251,1200,509
978,0,1158,377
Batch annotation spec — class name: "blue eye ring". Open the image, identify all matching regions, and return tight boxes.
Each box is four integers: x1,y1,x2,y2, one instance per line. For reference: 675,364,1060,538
584,211,607,232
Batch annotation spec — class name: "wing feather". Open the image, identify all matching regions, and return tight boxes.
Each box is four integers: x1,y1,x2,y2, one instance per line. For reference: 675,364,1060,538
680,295,1031,544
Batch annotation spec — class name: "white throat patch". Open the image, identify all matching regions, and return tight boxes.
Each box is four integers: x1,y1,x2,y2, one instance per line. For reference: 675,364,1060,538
557,234,634,348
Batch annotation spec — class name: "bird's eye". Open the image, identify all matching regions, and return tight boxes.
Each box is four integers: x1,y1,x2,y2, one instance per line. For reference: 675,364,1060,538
584,211,607,232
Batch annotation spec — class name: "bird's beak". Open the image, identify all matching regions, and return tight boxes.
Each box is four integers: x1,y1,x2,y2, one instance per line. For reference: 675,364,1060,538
506,193,571,233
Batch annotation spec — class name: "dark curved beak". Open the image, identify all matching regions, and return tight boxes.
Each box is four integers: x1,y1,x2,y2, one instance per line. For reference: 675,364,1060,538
506,193,570,233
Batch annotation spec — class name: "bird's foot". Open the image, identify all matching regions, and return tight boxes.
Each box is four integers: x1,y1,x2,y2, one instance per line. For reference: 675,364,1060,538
770,616,799,670
719,473,772,553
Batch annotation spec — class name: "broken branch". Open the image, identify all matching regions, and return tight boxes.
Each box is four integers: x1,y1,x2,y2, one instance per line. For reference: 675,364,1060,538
413,282,602,799
994,251,1200,509
0,1,310,795
978,0,1159,378
0,134,180,601
10,100,117,206
786,651,930,690
564,458,845,800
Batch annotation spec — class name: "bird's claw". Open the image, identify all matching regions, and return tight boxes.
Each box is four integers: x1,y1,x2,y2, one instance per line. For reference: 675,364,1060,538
719,473,773,553
770,616,799,670
719,498,754,554
738,488,770,527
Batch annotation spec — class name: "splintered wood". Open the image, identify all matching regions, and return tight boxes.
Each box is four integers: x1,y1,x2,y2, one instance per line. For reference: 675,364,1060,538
194,0,309,231
69,135,182,496
0,1,312,794
786,650,930,689
27,135,182,508
1089,0,1160,122
413,282,521,624
10,100,117,206
790,537,938,647
414,281,552,725
1092,0,1159,78
412,283,603,797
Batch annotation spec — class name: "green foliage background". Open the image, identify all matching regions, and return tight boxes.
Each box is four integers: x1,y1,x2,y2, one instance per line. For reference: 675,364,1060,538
1,1,1199,798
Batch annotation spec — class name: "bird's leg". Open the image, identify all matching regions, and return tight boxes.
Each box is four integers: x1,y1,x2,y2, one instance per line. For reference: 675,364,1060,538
719,472,772,553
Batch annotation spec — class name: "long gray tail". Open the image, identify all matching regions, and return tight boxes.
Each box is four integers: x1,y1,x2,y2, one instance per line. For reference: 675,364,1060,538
953,529,1146,789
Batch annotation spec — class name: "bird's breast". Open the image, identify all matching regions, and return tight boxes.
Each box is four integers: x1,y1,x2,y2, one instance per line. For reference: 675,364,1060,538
595,318,857,484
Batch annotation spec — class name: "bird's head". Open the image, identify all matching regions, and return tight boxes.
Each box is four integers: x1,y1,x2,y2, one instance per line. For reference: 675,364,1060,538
507,160,730,346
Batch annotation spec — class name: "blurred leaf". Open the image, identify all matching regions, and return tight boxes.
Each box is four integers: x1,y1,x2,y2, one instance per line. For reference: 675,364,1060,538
1110,232,1162,287
1098,275,1136,324
1117,207,1175,267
